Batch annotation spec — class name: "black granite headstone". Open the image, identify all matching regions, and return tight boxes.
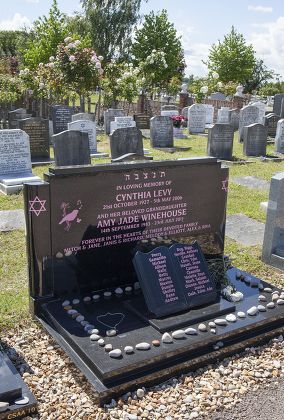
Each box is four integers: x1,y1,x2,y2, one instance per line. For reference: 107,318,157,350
264,113,280,138
52,130,91,166
207,123,234,160
110,127,144,159
243,123,267,157
18,117,50,159
52,105,73,134
134,114,150,130
0,351,22,402
273,94,284,116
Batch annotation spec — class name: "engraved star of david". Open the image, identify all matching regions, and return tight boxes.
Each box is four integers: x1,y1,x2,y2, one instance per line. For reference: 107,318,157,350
222,178,229,193
29,196,46,216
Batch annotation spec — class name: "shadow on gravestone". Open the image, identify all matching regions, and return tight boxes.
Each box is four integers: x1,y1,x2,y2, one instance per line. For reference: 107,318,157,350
110,126,144,159
52,130,91,167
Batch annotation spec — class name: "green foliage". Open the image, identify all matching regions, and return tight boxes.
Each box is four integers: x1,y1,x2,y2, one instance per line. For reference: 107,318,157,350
243,59,274,93
0,74,24,102
81,0,144,62
22,0,68,69
132,10,185,92
0,31,29,58
205,26,256,84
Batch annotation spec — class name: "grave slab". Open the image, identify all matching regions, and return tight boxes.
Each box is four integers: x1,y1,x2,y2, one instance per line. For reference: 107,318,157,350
226,214,265,246
231,176,270,191
0,210,25,231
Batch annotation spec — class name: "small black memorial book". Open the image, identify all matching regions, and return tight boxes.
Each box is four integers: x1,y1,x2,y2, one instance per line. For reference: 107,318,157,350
133,242,217,318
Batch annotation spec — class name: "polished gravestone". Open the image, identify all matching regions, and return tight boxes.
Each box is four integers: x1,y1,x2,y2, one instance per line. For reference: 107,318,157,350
18,117,50,161
23,158,284,404
53,130,91,167
0,347,37,419
52,105,73,135
134,114,150,130
110,127,143,159
207,123,234,160
243,123,267,157
150,116,173,148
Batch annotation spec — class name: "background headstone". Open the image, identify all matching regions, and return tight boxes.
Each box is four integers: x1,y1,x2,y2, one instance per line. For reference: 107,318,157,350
134,114,150,129
52,105,73,134
0,129,41,194
207,123,234,160
53,130,91,166
204,104,214,125
275,119,284,153
161,105,178,111
104,108,124,135
110,126,143,159
188,104,206,134
72,113,95,122
18,117,50,159
68,120,97,154
280,98,284,119
8,108,31,129
160,109,179,117
243,123,267,157
150,116,173,148
251,101,266,124
217,107,230,124
238,105,260,142
264,113,280,138
209,92,226,100
181,107,189,126
273,94,284,116
110,116,136,133
228,108,240,131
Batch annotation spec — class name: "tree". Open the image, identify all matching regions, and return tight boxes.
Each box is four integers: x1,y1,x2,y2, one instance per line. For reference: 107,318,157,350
80,0,145,62
243,59,274,93
132,10,185,91
0,31,29,58
23,0,68,69
204,26,256,84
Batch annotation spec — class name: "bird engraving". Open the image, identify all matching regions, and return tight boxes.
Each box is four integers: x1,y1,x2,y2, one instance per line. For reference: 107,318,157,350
58,200,83,231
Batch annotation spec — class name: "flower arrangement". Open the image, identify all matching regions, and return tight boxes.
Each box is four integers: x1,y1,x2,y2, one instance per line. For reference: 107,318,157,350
170,115,185,128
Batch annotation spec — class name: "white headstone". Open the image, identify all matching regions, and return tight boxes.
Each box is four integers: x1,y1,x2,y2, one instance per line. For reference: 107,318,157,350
238,105,260,142
188,104,206,134
0,129,41,194
251,102,266,124
275,119,284,153
204,104,214,125
160,110,179,117
217,107,230,123
68,120,97,153
110,116,136,133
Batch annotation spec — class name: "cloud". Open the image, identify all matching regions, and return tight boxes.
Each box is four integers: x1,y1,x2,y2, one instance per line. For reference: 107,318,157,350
0,13,31,30
177,26,209,76
249,16,284,76
248,5,273,13
25,0,39,3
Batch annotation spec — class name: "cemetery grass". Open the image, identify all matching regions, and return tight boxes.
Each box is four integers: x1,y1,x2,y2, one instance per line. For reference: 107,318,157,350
1,131,284,330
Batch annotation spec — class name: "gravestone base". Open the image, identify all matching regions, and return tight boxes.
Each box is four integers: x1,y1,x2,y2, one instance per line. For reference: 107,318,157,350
34,268,284,405
31,157,54,167
259,156,284,162
0,174,41,195
91,152,109,159
220,159,255,166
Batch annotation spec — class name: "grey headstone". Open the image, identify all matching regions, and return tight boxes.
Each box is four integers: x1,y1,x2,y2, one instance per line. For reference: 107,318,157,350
210,92,226,100
207,123,234,160
18,117,49,159
264,113,280,138
0,210,25,231
232,176,270,191
104,108,124,135
228,108,240,131
53,130,91,166
226,214,264,246
181,107,189,126
243,123,267,157
134,114,150,129
72,113,95,122
110,127,143,159
239,105,260,142
262,172,284,269
204,104,214,124
68,120,97,153
52,105,73,134
217,107,230,124
8,108,29,129
275,119,284,153
280,98,284,119
188,104,206,134
110,116,136,133
273,94,284,116
161,105,178,111
160,110,179,117
251,101,266,124
150,116,173,148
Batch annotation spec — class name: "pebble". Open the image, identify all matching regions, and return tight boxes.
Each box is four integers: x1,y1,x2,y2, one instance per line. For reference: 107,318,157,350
63,305,72,310
162,332,173,343
80,320,88,326
72,299,80,305
105,344,113,352
214,318,227,326
134,282,140,291
83,296,91,303
226,314,237,322
76,315,84,322
244,276,251,284
109,349,122,358
231,291,244,302
124,346,134,354
208,321,216,328
106,329,117,337
247,306,258,316
237,311,246,318
92,294,100,301
67,309,78,315
198,323,207,332
258,305,266,312
152,339,160,347
264,287,273,293
135,342,151,350
115,287,123,297
210,328,216,334
249,278,259,287
104,291,112,299
136,388,145,399
280,293,284,299
62,300,70,307
15,396,29,405
272,294,280,302
267,302,275,309
185,327,197,335
90,328,99,334
98,339,105,346
258,295,267,302
90,334,100,341
0,402,9,412
172,329,185,339
125,286,132,294
277,299,284,305
85,324,95,332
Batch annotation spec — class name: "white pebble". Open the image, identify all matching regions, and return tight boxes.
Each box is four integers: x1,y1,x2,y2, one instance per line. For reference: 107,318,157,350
134,282,140,290
136,388,145,398
258,283,264,290
62,300,70,307
98,338,105,346
106,329,117,337
226,314,237,322
92,294,100,301
185,327,197,335
83,296,91,303
162,332,173,343
267,302,275,309
237,311,246,318
172,329,185,339
135,342,151,350
80,320,88,326
264,287,273,293
76,315,84,322
124,346,134,354
109,349,122,358
125,286,132,294
105,344,113,352
258,305,266,312
67,309,77,315
0,402,9,412
198,323,207,332
277,299,284,305
210,329,216,334
90,328,99,334
72,298,80,305
115,287,123,296
214,318,227,326
14,396,29,405
90,334,100,341
208,321,216,328
247,306,258,316
258,295,267,302
231,291,244,302
104,291,112,299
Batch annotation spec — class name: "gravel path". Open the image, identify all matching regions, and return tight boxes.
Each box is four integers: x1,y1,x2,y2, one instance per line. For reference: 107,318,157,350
2,321,284,419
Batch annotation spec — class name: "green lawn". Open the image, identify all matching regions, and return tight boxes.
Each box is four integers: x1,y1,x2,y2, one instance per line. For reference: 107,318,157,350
1,130,284,331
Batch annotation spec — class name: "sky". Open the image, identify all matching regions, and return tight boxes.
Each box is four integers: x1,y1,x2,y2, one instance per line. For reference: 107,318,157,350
1,0,284,79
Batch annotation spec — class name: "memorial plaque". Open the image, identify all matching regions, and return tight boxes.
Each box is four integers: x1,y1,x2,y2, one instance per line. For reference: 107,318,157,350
52,105,73,134
110,126,143,159
207,123,234,160
134,114,150,129
150,116,173,148
133,247,188,317
68,120,97,153
53,130,91,166
18,117,49,158
275,119,284,153
243,123,267,157
273,94,284,116
228,108,240,131
104,108,124,135
72,113,95,122
264,113,280,138
110,116,136,133
238,105,259,142
188,104,206,134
